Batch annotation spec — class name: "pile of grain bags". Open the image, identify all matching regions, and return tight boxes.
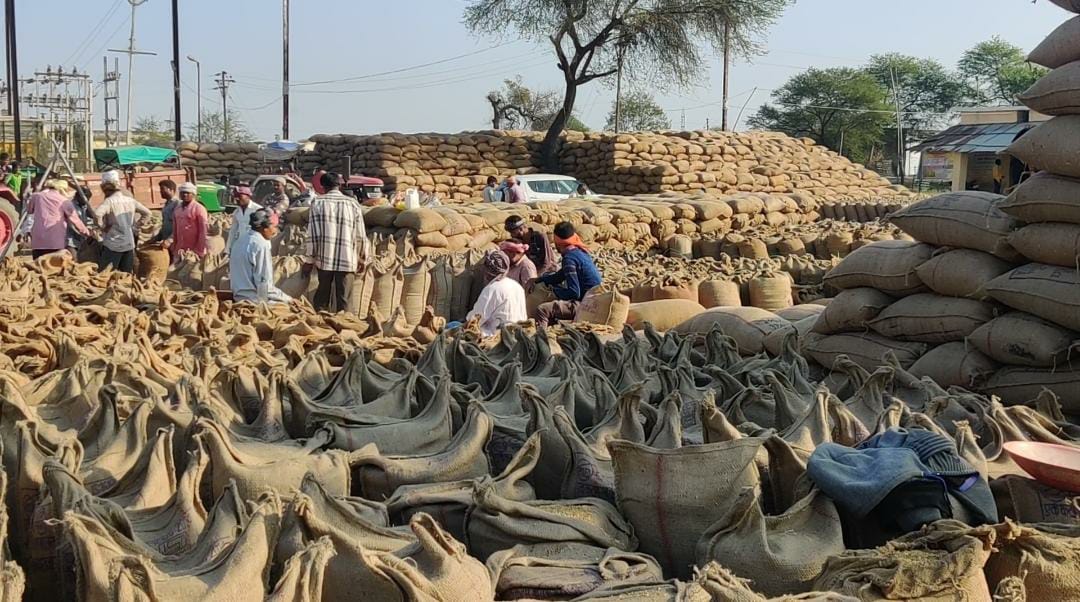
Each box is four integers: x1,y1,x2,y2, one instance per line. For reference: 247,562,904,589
175,141,262,182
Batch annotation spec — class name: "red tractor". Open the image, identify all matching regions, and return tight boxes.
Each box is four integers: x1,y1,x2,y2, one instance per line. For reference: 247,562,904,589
0,185,20,252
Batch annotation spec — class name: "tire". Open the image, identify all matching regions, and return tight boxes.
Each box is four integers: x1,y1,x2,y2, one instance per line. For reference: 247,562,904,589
0,198,16,227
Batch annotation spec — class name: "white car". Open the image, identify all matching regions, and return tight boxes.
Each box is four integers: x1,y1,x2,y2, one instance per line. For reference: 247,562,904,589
510,174,591,202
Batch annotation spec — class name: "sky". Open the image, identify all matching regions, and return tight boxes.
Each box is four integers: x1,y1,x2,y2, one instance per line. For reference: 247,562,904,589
5,0,1070,141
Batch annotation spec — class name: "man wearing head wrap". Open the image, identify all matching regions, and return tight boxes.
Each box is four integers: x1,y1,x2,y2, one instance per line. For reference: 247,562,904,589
227,185,263,255
95,170,151,272
466,249,527,338
532,221,602,327
169,181,209,258
19,178,92,259
303,172,369,312
504,215,555,275
265,177,291,214
499,240,537,289
229,209,291,304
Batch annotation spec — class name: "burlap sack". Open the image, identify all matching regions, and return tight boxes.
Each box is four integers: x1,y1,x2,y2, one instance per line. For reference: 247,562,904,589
984,263,1080,330
1029,15,1080,68
914,249,1013,300
609,438,764,579
627,299,706,331
868,293,997,343
985,522,1080,601
1006,116,1080,179
763,316,817,357
267,536,335,602
802,332,928,371
401,259,432,326
888,191,1020,260
699,280,742,308
486,543,664,601
749,274,794,311
811,288,894,334
1000,171,1080,224
967,311,1078,368
526,283,557,321
673,307,792,355
775,304,826,322
1018,61,1080,115
369,259,405,320
696,488,845,597
822,241,932,296
394,208,447,233
1007,222,1080,267
909,342,998,390
575,286,631,330
984,366,1080,409
136,245,170,285
991,475,1080,525
0,471,24,602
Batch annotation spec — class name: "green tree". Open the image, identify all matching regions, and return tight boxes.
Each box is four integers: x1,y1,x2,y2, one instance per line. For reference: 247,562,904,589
749,67,892,164
605,90,670,131
465,0,793,171
132,116,173,147
959,37,1048,104
184,110,255,143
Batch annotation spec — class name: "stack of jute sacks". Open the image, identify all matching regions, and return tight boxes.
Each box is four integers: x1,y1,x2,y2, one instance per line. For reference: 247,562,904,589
175,141,262,182
691,219,909,262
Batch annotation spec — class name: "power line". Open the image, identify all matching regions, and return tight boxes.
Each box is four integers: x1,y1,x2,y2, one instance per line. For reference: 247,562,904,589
77,15,131,72
63,0,124,68
291,57,553,95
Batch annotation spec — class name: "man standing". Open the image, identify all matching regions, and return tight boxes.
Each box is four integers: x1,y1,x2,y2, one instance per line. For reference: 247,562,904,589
504,215,556,275
504,175,526,203
532,221,602,327
21,179,92,258
152,180,179,248
482,176,501,203
170,182,209,258
265,177,291,215
230,208,291,304
303,172,368,312
227,185,263,255
96,170,150,272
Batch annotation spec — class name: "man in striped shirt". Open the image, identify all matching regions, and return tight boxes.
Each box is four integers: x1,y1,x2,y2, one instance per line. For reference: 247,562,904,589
302,172,369,312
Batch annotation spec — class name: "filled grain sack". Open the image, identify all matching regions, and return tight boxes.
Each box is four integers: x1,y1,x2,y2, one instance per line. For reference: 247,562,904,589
999,171,1080,224
698,280,742,308
984,263,1080,330
887,192,1021,260
626,299,706,331
1019,61,1080,115
909,342,998,390
967,312,1079,368
984,366,1080,410
868,294,998,343
672,306,792,355
1007,222,1080,267
485,543,664,601
1030,16,1080,69
775,304,826,322
985,522,1080,602
811,288,895,334
1006,116,1080,179
991,475,1080,525
749,273,794,312
822,241,932,296
135,244,170,285
914,249,1013,300
394,208,447,233
802,332,928,371
575,286,631,330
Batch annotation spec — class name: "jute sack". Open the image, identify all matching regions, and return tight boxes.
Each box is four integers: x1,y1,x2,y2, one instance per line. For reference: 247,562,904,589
915,249,1013,300
813,521,995,602
401,259,432,326
1030,16,1080,68
999,172,1080,224
1050,0,1080,14
822,241,932,296
609,438,764,579
985,522,1080,601
394,208,447,233
984,263,1080,330
575,286,631,330
887,192,1021,260
984,366,1080,410
1006,116,1080,179
136,245,170,285
763,315,817,357
1007,222,1080,267
775,304,825,322
811,288,894,334
749,274,794,312
909,342,998,390
868,294,997,343
991,475,1080,525
267,537,335,602
369,259,405,320
673,306,792,355
486,543,664,601
696,488,845,597
802,332,928,371
1018,61,1080,115
967,311,1079,368
698,280,742,308
527,284,557,321
626,299,706,331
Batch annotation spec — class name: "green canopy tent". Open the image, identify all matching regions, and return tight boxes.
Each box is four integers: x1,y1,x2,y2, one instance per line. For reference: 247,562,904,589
93,146,180,170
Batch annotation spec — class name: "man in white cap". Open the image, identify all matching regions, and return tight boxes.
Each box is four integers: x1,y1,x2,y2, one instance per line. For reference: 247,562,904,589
169,181,209,258
227,184,262,255
95,170,150,273
265,177,291,215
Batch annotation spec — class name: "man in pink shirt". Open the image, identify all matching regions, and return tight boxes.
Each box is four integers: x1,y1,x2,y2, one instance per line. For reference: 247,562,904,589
168,182,209,259
21,179,92,258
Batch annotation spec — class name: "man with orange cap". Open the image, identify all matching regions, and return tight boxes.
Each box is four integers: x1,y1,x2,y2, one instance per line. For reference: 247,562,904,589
531,221,601,327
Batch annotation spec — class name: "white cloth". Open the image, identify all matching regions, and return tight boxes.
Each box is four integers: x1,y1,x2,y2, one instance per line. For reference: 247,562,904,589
227,201,264,254
179,182,197,194
101,170,121,185
95,191,151,252
467,277,527,338
482,185,501,203
230,229,291,304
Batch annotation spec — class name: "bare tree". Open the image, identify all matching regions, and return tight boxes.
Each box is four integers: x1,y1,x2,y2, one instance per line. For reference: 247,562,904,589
465,0,792,170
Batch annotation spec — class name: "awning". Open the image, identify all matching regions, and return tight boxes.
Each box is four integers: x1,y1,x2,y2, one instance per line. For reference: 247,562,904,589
910,122,1037,154
93,146,179,168
259,140,301,161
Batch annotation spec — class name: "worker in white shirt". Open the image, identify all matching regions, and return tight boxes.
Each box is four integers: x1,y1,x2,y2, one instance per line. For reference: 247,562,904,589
465,249,528,338
227,185,263,254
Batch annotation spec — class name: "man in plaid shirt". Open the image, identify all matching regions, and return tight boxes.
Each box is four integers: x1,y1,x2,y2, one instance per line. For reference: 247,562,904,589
302,172,369,312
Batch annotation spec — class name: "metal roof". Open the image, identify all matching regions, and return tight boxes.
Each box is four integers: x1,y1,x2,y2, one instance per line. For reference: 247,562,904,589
910,122,1037,153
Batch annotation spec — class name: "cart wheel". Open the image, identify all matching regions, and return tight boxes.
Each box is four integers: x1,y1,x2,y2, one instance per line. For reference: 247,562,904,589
0,210,13,250
0,198,16,228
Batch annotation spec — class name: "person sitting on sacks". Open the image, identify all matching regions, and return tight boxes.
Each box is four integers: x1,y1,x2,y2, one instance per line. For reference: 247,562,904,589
229,209,291,305
807,427,997,548
499,240,537,289
445,249,527,337
504,215,556,275
530,221,601,327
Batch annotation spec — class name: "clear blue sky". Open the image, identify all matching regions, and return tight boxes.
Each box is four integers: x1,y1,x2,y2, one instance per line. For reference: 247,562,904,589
7,0,1069,140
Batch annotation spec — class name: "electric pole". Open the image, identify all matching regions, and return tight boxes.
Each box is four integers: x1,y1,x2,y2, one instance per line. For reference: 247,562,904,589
213,71,234,142
171,0,181,142
282,0,290,140
187,55,201,142
108,0,154,145
889,66,905,186
103,58,121,146
5,0,22,162
613,43,625,134
721,21,731,131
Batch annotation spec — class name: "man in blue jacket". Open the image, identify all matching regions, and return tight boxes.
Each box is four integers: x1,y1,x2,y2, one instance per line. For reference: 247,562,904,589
531,221,601,327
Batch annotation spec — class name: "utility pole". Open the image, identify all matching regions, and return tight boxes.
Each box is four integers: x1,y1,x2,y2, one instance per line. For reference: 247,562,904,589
171,0,181,142
213,71,234,142
721,21,731,131
613,43,625,133
5,0,22,162
282,0,290,140
103,58,121,146
889,66,905,186
108,0,154,145
187,55,201,142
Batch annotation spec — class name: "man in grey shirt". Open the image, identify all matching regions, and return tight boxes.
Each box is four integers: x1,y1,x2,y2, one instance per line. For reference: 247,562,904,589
96,170,151,273
153,179,179,245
